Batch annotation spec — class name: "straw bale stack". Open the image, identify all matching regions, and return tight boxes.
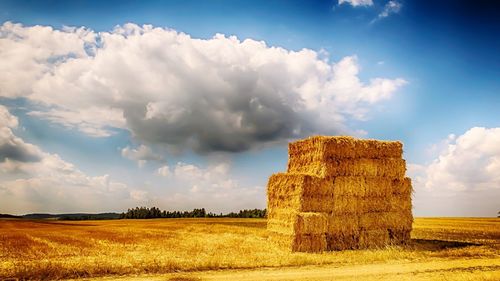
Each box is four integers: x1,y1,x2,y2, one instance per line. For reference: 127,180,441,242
267,136,413,252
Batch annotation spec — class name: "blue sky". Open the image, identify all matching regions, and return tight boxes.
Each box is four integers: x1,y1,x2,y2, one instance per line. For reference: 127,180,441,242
0,0,499,216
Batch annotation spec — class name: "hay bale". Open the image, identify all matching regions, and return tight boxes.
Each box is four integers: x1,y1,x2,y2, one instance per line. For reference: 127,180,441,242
326,233,360,250
332,176,366,197
301,196,335,213
267,214,297,235
268,232,295,249
388,229,411,245
359,229,390,248
268,211,329,236
392,177,413,196
289,158,406,178
385,211,413,231
389,195,413,213
295,212,328,234
293,234,327,252
267,136,412,252
332,196,360,215
332,176,394,197
268,173,335,213
360,198,392,213
268,173,334,198
359,212,392,230
327,214,359,235
288,136,403,161
269,232,328,252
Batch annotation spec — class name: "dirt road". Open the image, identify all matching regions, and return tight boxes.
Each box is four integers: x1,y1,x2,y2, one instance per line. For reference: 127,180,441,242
76,257,500,281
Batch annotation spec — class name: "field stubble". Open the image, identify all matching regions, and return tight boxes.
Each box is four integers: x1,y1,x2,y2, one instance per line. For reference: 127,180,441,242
0,218,499,280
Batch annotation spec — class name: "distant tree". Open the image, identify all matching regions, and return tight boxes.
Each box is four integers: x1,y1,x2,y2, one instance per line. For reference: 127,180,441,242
120,207,266,219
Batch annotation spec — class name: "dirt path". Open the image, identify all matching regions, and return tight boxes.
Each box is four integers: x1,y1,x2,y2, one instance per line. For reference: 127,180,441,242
76,257,500,281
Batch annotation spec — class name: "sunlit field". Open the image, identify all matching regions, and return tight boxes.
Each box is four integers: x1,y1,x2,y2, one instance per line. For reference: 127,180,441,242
1,218,499,280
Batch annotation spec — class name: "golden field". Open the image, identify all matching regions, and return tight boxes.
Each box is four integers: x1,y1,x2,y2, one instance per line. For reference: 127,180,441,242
0,218,499,280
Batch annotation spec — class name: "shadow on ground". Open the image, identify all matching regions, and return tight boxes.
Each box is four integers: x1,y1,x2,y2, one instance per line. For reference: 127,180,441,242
410,238,479,251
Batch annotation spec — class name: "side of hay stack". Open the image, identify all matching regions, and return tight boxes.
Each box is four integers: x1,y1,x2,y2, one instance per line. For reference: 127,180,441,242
267,136,413,252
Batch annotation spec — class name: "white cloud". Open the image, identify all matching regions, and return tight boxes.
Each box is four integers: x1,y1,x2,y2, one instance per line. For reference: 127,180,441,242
173,162,233,188
381,1,402,18
410,127,500,217
0,105,43,163
338,0,373,7
0,105,262,214
0,22,407,153
372,1,402,23
153,161,265,213
422,127,500,191
0,106,147,214
28,107,126,137
0,22,96,98
121,144,163,167
157,165,170,177
0,105,19,128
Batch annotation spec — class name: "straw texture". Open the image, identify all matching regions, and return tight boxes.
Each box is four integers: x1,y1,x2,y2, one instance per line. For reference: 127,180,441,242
267,136,413,252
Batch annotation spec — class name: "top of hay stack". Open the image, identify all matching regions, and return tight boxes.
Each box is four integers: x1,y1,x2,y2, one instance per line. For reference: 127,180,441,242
289,136,403,159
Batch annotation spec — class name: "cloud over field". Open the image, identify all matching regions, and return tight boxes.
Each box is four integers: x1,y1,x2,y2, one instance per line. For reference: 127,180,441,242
0,22,406,153
155,161,265,212
410,127,500,216
0,105,265,214
0,105,145,214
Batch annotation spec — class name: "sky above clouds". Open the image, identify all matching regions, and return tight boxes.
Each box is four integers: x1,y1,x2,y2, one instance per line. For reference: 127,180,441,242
0,0,499,216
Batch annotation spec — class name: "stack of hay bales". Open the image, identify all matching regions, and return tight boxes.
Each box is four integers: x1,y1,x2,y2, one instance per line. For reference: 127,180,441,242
267,136,412,252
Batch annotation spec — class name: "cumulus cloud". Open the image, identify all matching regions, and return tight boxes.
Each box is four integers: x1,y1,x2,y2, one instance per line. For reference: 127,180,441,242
153,161,265,213
0,105,43,163
0,22,96,98
0,22,407,153
121,144,163,167
173,162,233,188
0,106,147,214
410,127,500,217
338,0,373,7
0,104,260,214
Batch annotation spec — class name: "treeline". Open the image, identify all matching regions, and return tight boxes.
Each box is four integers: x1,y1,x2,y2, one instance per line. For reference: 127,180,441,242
120,207,266,219
225,208,267,218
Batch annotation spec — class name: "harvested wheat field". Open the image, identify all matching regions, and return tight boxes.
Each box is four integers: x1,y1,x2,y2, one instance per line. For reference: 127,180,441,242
1,218,499,280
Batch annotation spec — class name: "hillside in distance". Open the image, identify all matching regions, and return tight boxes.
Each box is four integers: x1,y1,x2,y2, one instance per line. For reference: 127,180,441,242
0,213,122,220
